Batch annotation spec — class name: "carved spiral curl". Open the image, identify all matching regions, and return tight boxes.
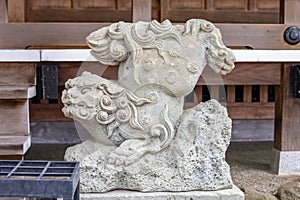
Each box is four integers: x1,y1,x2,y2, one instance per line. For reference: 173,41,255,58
116,96,128,108
116,108,131,123
96,110,115,125
108,21,126,40
149,19,172,34
131,22,156,47
109,40,128,62
100,95,117,112
200,21,214,32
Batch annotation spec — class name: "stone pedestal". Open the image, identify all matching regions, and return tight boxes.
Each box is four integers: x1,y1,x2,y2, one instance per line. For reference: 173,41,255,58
81,185,244,200
271,148,300,175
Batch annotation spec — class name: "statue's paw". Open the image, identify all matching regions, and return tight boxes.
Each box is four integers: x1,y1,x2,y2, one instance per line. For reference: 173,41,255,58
107,139,149,166
107,152,126,166
107,150,144,166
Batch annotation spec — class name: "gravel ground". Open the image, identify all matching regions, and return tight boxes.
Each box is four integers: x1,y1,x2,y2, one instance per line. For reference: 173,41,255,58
226,141,300,198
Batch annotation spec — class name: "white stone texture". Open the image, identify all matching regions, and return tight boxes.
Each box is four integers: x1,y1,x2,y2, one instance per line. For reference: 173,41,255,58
65,100,233,192
80,185,244,200
271,148,300,175
62,19,237,193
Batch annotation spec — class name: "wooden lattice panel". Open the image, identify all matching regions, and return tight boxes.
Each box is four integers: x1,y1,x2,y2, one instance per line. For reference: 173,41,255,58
161,0,280,23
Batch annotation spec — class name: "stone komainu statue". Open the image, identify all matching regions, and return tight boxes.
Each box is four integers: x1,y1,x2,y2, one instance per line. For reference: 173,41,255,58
62,19,236,193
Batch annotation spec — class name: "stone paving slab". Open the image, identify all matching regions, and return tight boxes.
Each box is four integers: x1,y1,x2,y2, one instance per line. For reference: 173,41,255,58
81,185,244,200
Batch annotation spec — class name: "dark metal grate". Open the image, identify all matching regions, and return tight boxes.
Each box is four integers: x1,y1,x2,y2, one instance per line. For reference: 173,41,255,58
0,160,79,200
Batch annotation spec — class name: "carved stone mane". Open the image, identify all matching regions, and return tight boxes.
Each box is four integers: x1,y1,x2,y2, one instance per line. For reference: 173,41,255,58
62,19,236,193
86,19,235,96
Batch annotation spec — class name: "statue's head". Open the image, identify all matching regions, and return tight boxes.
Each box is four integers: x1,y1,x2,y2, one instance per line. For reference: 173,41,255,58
182,19,235,75
86,19,235,76
61,72,99,121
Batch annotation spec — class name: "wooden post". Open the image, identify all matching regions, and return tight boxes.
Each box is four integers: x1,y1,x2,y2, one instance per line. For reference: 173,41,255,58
210,85,220,100
274,64,300,152
132,0,151,22
260,85,269,103
7,0,25,22
226,85,235,103
194,85,203,103
272,0,300,175
281,0,300,24
244,85,252,103
0,0,7,23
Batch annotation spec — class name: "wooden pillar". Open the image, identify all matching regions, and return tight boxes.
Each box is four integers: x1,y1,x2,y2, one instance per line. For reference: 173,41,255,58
272,0,300,175
7,0,25,22
0,0,7,23
280,0,300,24
132,0,151,22
272,63,300,174
274,64,300,152
226,85,235,103
210,85,219,100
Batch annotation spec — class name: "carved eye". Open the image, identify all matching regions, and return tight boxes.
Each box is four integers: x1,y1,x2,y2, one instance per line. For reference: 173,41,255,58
81,87,91,94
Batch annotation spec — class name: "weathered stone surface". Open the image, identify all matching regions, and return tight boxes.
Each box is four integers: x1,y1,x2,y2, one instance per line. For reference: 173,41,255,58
81,185,244,200
271,148,300,175
62,19,236,193
65,100,233,192
278,181,300,200
244,189,278,200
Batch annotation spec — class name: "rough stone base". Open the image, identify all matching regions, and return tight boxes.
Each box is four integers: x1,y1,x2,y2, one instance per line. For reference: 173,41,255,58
271,148,300,175
81,185,244,200
65,100,233,193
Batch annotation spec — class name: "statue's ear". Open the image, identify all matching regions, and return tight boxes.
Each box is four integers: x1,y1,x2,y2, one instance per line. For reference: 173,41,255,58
86,22,129,65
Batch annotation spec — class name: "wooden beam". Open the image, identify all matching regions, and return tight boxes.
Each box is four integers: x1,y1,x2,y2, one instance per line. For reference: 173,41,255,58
7,0,25,22
0,23,299,49
165,10,279,24
227,102,275,119
30,99,276,121
132,0,151,22
0,23,107,49
26,9,131,22
216,23,300,49
198,63,281,85
0,0,7,23
274,64,300,151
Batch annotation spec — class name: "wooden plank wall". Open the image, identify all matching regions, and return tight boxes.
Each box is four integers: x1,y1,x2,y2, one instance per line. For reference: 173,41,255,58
6,0,280,23
161,0,280,23
6,0,160,22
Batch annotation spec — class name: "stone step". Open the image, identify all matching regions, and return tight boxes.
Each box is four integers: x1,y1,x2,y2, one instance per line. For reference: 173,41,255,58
0,136,31,155
0,86,36,99
0,99,30,135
